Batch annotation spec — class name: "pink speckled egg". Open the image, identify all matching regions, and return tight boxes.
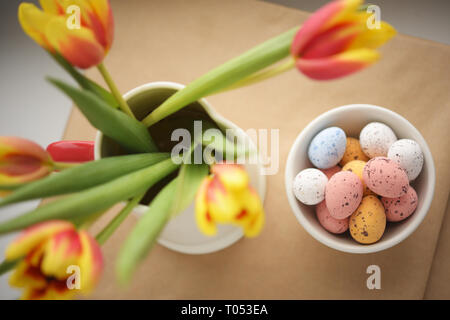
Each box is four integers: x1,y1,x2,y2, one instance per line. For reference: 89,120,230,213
363,157,409,198
381,186,418,222
325,171,363,219
316,200,349,234
320,165,341,179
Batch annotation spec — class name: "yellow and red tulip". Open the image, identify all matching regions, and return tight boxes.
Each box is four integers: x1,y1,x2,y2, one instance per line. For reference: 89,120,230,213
195,164,264,237
291,0,396,80
18,0,114,69
0,137,53,188
5,220,103,300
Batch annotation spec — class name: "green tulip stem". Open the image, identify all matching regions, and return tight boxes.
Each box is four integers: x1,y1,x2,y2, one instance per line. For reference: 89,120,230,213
0,258,19,276
97,63,135,119
212,56,296,94
96,193,145,245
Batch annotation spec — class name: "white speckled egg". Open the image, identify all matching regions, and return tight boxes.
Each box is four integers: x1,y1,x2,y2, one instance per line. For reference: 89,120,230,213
360,122,397,158
293,168,328,205
308,127,347,169
388,139,424,181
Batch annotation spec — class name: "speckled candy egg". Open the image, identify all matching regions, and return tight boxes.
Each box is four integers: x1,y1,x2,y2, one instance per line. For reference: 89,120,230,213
363,157,409,198
341,160,374,196
339,137,369,166
308,127,346,169
360,122,397,158
388,139,424,181
293,168,328,205
381,186,418,222
325,171,363,219
320,165,341,179
350,195,386,244
316,200,349,234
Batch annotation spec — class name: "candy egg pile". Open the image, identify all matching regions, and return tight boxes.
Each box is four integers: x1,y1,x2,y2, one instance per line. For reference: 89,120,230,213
292,123,424,244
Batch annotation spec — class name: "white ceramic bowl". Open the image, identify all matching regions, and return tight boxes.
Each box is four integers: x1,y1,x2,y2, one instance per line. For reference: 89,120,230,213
285,104,435,254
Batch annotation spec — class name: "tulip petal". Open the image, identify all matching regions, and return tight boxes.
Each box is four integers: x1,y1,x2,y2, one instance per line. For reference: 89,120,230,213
207,176,242,222
26,241,46,268
348,20,397,50
18,3,54,49
0,137,52,184
325,0,363,28
78,231,103,293
41,229,83,279
39,0,65,15
5,220,74,261
45,17,105,68
212,164,248,192
87,0,114,50
243,209,265,238
9,261,47,290
0,155,51,185
297,48,379,80
22,282,75,300
59,0,111,49
0,137,50,162
301,22,362,59
195,178,217,236
291,0,362,56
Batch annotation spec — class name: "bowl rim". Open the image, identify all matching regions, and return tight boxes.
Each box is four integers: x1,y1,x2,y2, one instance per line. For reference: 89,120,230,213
285,103,436,254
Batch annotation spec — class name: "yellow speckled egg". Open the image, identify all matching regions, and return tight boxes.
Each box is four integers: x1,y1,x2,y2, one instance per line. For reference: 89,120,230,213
339,137,369,166
341,160,374,196
350,195,386,244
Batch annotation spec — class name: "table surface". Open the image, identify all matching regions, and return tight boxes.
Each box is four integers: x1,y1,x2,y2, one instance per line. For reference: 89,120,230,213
61,0,450,299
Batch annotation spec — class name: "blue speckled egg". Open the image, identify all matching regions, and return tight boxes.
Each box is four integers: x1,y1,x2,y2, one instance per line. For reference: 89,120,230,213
308,127,347,169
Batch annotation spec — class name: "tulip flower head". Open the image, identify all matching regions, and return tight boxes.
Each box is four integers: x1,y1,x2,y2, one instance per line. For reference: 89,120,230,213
5,220,103,300
195,164,264,237
291,0,396,80
18,0,114,69
0,137,53,188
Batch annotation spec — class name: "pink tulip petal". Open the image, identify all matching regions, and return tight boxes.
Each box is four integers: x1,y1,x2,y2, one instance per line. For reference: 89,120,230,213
291,0,345,56
301,22,360,59
41,229,83,280
296,48,379,80
0,137,50,163
5,220,75,261
87,0,114,51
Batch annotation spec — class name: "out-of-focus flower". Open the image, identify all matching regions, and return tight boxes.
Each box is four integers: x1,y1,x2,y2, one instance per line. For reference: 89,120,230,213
0,137,53,187
195,164,264,237
18,0,114,69
5,220,103,300
291,0,396,80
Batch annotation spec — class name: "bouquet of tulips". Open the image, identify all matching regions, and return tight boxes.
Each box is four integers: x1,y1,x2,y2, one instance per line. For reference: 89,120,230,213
0,0,395,299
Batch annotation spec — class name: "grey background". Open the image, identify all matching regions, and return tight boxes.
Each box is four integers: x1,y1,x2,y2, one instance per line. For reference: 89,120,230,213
0,0,449,299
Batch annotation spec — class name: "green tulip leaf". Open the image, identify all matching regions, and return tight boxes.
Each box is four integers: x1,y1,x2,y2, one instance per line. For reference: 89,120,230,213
170,162,209,217
0,153,169,208
0,159,179,234
48,78,157,153
50,52,118,108
116,178,178,285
